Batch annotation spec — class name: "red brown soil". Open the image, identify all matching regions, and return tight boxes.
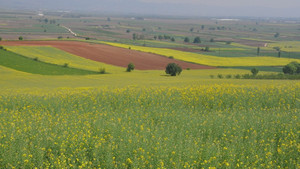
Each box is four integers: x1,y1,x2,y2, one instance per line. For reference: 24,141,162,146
0,41,215,70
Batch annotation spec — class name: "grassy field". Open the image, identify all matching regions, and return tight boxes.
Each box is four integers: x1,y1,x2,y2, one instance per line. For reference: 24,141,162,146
5,46,125,73
0,49,98,75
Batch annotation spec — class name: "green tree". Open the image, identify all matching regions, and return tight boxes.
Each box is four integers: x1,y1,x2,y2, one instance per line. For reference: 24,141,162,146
274,32,280,38
0,37,2,41
132,33,137,40
165,63,182,76
171,37,175,42
184,37,190,43
257,47,260,56
251,68,259,76
201,25,205,30
127,63,135,72
283,62,300,74
18,36,23,40
193,37,201,43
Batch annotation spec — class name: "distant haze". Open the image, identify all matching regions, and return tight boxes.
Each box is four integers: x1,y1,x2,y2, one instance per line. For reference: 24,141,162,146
0,0,299,17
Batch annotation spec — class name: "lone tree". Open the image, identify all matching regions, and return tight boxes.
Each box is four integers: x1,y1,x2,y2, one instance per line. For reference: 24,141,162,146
0,37,2,41
18,36,23,40
165,63,182,76
193,37,201,43
257,47,260,56
283,62,300,74
251,68,259,76
127,63,135,72
184,37,190,43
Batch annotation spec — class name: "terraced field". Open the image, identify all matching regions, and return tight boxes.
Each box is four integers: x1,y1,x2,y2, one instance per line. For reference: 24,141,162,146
103,42,300,66
0,41,214,70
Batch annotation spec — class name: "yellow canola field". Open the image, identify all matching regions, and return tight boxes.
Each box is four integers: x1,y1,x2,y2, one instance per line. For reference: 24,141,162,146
104,42,300,66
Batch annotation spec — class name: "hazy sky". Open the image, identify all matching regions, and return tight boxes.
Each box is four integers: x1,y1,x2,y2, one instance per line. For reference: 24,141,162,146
1,0,299,17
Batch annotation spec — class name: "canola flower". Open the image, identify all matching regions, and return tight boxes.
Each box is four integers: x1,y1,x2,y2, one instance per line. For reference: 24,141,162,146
0,84,299,168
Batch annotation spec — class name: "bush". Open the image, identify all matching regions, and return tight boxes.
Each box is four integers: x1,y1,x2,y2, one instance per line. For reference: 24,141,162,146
19,36,23,40
283,62,299,74
0,46,3,50
85,37,90,40
234,74,241,79
63,63,69,67
168,56,174,59
33,57,39,61
58,36,63,39
99,68,106,74
165,63,182,76
204,47,210,52
127,63,135,72
217,74,223,79
0,37,2,41
184,37,190,43
193,37,201,43
226,74,232,79
251,68,259,76
209,75,214,79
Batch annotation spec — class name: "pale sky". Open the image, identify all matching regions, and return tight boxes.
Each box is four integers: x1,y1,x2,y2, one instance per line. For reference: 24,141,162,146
0,0,299,17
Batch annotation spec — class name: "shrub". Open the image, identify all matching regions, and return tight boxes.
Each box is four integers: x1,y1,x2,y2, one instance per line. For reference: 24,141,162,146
193,37,201,43
184,37,190,43
33,57,39,61
165,63,182,76
234,74,241,79
168,56,174,59
217,74,223,79
251,68,259,76
242,74,251,79
85,37,90,40
58,36,63,39
0,46,3,50
209,75,214,79
204,47,210,52
226,74,232,79
186,68,190,70
19,36,23,41
63,63,69,67
99,68,106,74
283,62,299,74
127,63,135,72
0,37,2,41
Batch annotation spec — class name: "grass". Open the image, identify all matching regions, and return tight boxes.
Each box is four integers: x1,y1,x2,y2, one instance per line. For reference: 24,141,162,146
0,84,298,168
5,46,125,73
0,49,98,75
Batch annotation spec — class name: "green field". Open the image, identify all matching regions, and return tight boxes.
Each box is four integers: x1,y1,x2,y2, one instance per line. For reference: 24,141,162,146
0,49,98,75
5,46,125,73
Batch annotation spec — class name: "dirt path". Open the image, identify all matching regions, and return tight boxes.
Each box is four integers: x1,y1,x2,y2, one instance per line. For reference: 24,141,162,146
0,41,216,70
